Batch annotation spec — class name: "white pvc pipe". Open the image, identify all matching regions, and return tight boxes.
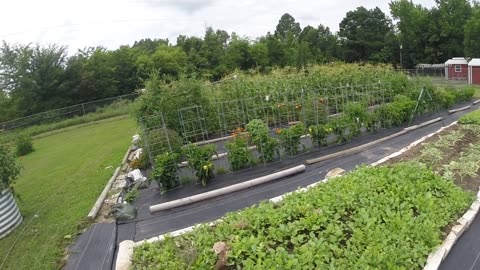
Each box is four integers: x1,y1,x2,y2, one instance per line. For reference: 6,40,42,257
449,106,472,114
149,165,306,213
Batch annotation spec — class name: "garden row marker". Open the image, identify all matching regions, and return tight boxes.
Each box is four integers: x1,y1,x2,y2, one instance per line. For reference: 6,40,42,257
149,165,306,213
305,117,443,165
474,99,480,105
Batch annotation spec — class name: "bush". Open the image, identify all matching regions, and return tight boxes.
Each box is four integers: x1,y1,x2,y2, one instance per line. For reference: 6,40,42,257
434,88,456,109
132,163,472,269
15,133,34,156
459,110,480,125
453,86,475,103
0,143,21,191
375,95,416,127
152,152,179,193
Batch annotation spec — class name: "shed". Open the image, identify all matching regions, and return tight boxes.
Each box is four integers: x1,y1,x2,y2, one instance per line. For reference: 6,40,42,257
468,58,480,85
445,58,468,80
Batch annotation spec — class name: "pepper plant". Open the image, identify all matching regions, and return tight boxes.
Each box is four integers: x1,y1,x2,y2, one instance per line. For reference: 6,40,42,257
152,152,179,193
183,144,217,186
308,124,332,146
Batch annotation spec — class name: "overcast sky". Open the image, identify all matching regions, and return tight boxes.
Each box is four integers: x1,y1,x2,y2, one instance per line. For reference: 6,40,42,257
0,0,435,54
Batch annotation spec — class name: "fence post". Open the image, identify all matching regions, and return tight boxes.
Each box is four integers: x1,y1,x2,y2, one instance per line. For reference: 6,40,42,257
81,104,86,116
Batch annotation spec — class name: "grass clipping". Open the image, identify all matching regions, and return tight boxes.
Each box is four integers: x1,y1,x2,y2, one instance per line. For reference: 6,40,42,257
132,163,473,269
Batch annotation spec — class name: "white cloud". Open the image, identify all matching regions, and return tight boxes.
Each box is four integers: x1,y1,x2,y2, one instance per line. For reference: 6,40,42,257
0,0,436,54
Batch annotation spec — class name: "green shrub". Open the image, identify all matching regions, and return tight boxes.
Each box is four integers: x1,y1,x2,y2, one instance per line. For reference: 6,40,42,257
376,95,416,127
152,152,179,193
278,122,306,155
0,143,21,191
459,110,480,125
132,162,472,269
15,133,34,156
453,86,475,102
246,119,278,162
225,130,253,170
434,88,456,109
183,144,217,187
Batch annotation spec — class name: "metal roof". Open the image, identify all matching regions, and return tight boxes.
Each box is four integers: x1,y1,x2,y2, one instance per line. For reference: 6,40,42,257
468,58,480,66
445,58,468,65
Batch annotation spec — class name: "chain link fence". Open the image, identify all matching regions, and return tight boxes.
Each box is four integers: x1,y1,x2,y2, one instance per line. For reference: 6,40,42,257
0,94,137,132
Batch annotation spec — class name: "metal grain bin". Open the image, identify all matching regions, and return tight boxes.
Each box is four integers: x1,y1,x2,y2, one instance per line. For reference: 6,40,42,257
0,189,23,239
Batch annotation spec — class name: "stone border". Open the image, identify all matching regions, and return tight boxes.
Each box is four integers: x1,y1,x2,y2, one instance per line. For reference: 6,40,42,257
87,146,132,219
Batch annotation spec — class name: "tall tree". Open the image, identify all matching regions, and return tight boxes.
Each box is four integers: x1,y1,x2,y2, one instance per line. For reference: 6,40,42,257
339,7,394,62
275,13,302,41
435,0,472,59
0,43,68,115
224,34,254,71
390,0,432,66
464,6,480,57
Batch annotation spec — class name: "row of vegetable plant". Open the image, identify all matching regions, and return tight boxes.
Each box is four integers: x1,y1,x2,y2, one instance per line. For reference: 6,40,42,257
132,162,473,269
136,64,475,191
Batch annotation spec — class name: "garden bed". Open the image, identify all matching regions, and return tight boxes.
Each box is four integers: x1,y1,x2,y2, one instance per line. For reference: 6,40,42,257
387,122,480,192
131,162,474,269
129,110,480,269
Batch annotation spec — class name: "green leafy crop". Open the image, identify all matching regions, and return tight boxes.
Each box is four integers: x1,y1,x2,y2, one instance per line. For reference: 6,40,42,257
132,162,473,269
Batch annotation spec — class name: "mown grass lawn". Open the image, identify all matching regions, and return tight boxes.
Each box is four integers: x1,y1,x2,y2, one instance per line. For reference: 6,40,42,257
0,117,137,270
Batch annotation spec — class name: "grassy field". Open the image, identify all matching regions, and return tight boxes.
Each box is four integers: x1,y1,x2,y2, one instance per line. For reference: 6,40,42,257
0,117,137,270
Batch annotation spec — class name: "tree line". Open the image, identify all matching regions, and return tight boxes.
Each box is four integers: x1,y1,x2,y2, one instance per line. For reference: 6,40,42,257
0,0,479,123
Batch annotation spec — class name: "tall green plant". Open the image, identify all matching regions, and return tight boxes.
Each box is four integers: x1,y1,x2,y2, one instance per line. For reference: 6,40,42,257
152,152,179,193
183,144,217,186
278,122,306,155
246,119,278,162
0,143,21,192
225,128,254,170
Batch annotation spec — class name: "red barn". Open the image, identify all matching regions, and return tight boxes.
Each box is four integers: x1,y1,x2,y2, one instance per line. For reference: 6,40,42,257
445,58,468,80
468,58,480,85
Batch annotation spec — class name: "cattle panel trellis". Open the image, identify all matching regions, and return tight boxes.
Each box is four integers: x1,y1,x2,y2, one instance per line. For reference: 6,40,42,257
140,82,396,165
139,113,173,166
